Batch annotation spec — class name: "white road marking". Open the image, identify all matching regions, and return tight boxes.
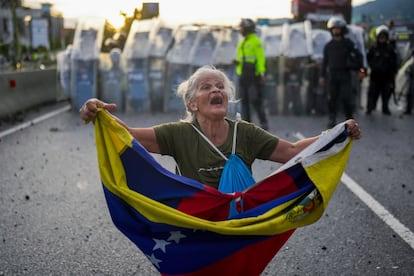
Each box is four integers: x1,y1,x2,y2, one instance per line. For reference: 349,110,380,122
295,132,414,250
0,104,72,139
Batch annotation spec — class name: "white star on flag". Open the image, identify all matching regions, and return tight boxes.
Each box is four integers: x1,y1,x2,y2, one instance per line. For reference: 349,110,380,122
146,253,162,269
167,231,186,244
153,238,171,253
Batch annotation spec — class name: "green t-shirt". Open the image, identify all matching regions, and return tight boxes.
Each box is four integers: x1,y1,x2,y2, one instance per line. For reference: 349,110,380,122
154,119,278,188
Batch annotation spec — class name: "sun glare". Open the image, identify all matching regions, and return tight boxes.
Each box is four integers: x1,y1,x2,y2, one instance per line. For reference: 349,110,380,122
25,0,373,26
25,0,295,27
107,13,125,29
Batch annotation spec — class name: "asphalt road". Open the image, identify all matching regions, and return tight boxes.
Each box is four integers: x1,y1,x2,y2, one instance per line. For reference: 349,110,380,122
0,103,413,275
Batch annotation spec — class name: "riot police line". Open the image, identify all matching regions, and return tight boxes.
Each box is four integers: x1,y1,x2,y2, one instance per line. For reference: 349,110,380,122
56,17,369,117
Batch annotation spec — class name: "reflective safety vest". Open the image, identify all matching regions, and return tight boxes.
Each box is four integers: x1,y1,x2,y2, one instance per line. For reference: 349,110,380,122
236,33,266,76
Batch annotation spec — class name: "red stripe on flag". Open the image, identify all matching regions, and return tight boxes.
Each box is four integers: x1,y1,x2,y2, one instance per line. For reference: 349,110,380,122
177,185,231,221
243,171,298,211
178,171,300,220
171,229,295,276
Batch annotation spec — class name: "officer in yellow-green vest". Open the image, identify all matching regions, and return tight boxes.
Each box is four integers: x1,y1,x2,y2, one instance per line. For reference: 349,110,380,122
236,18,268,130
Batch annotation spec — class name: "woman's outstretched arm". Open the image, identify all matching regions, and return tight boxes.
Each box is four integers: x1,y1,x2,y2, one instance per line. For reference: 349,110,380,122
79,98,161,153
268,119,361,163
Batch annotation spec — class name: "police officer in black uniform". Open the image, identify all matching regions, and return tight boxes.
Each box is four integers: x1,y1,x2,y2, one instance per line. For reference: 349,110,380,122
366,25,398,115
320,17,363,128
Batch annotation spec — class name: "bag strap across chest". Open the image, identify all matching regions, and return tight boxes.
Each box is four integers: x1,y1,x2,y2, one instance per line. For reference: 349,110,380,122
191,121,239,161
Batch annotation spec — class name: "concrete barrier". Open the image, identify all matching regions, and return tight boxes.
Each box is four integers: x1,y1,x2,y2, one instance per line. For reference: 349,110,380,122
0,69,58,118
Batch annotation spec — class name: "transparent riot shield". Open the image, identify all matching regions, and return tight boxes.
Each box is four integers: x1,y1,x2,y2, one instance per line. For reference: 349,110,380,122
392,26,413,62
165,25,199,112
56,45,72,100
307,29,331,115
281,21,313,58
395,57,413,109
346,25,368,110
280,21,313,115
100,48,124,111
148,21,175,112
311,29,331,61
123,19,155,112
70,18,105,110
346,25,367,68
213,28,239,81
263,25,283,115
213,27,241,118
189,26,220,71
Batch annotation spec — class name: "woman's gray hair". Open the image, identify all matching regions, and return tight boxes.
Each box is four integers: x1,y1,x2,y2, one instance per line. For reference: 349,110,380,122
176,65,236,122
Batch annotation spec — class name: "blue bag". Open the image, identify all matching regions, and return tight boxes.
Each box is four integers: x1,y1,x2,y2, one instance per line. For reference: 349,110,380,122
192,121,256,218
218,153,255,217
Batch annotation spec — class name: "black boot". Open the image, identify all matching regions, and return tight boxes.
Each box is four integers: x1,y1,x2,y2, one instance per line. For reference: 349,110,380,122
382,109,391,115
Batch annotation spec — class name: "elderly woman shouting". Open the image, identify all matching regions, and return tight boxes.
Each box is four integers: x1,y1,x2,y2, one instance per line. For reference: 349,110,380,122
80,65,361,190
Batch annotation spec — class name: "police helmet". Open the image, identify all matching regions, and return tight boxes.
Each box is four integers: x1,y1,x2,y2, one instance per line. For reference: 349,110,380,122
375,25,389,37
327,17,346,29
239,18,256,34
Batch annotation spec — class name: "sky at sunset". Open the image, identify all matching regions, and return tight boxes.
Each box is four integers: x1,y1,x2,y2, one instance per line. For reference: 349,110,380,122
23,0,373,28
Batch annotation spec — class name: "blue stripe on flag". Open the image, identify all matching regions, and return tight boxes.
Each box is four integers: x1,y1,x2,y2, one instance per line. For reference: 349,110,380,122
285,163,314,189
317,129,348,153
120,140,207,208
230,184,315,219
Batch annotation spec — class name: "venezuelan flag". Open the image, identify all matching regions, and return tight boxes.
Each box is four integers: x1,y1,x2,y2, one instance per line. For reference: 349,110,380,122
94,110,352,275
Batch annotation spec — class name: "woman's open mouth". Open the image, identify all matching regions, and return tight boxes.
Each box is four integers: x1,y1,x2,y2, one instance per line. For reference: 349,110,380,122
210,95,223,105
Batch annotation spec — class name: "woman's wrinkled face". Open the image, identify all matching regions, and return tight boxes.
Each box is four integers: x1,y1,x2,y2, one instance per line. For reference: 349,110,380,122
191,73,228,119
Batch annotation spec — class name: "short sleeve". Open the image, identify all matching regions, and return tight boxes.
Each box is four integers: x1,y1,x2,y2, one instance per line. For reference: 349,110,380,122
238,121,279,161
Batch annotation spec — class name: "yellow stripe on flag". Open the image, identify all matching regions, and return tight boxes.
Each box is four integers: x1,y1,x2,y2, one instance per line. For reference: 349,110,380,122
304,141,352,209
